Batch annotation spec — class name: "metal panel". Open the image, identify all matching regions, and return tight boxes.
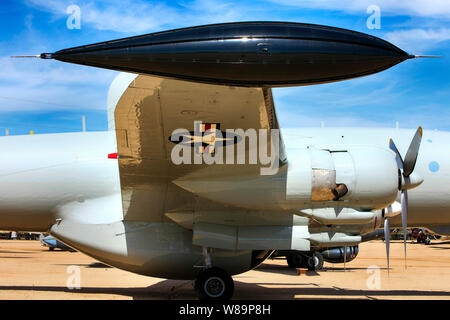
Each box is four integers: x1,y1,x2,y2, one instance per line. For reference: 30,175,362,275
286,148,311,201
192,222,310,251
193,222,237,249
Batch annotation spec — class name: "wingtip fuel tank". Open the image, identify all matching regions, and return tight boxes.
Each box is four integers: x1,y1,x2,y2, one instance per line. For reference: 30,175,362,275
41,21,413,87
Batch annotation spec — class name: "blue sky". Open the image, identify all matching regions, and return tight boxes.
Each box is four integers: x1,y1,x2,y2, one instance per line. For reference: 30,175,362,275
1,0,449,135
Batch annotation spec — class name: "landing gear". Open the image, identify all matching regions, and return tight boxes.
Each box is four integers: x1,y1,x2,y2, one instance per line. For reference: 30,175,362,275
194,247,234,300
286,251,324,270
308,252,324,271
195,267,234,300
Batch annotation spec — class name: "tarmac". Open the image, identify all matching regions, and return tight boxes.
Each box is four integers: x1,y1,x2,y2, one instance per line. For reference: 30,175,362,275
0,239,449,300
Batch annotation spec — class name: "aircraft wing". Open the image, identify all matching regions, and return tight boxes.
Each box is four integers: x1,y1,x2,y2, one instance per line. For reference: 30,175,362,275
114,74,286,222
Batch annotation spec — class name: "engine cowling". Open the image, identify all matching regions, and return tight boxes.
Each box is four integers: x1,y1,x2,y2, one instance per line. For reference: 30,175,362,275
286,146,399,209
172,145,399,212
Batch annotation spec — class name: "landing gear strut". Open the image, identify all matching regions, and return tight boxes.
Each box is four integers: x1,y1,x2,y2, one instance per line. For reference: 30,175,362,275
194,247,234,300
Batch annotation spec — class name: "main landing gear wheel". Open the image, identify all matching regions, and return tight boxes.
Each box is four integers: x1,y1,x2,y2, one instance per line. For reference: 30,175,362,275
195,267,234,300
307,252,324,271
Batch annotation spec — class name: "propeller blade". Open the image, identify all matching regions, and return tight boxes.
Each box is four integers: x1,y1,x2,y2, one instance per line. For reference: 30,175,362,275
384,217,390,274
403,127,423,177
389,139,404,170
387,127,421,272
401,190,408,269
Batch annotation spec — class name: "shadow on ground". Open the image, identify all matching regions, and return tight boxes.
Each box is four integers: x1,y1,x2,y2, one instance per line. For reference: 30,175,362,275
51,263,113,268
0,279,448,300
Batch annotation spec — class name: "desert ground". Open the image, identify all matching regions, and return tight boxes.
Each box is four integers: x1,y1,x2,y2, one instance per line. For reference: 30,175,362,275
0,239,448,300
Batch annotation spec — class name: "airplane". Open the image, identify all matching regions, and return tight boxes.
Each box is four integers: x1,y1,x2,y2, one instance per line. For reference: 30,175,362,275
3,22,449,300
39,234,76,251
409,228,444,245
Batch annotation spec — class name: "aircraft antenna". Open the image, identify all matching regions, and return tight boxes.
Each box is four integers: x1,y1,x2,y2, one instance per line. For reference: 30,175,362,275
10,55,41,58
10,53,53,59
408,55,442,59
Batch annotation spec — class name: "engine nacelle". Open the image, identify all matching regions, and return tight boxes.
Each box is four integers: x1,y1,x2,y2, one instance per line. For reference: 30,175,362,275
172,145,399,212
286,146,399,209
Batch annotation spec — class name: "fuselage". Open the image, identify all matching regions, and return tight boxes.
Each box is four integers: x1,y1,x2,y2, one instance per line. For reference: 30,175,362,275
0,127,448,232
0,131,121,231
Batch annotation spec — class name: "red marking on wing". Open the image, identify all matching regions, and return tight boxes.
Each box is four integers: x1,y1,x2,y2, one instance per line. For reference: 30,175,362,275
108,153,118,159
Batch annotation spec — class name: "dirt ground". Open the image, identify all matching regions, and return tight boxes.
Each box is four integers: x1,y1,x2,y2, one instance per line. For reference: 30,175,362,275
0,239,448,300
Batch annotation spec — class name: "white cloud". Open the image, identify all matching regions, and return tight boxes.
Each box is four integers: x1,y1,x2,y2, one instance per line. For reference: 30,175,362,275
81,2,180,33
25,0,246,33
25,0,178,33
0,55,115,86
24,14,34,31
25,0,450,35
385,28,450,53
269,0,450,20
0,55,117,112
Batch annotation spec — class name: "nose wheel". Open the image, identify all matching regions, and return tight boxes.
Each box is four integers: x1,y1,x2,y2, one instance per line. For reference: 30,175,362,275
195,267,234,300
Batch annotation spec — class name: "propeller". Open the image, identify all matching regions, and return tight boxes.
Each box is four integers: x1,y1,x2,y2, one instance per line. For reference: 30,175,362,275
384,217,390,274
385,127,423,271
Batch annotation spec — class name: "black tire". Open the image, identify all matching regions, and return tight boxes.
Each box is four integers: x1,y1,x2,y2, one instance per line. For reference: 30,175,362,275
49,247,54,251
312,252,324,270
286,255,296,268
195,267,234,301
307,256,315,271
286,252,304,268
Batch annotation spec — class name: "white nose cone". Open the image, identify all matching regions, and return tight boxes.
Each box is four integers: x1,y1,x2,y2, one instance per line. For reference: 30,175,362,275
401,172,424,190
